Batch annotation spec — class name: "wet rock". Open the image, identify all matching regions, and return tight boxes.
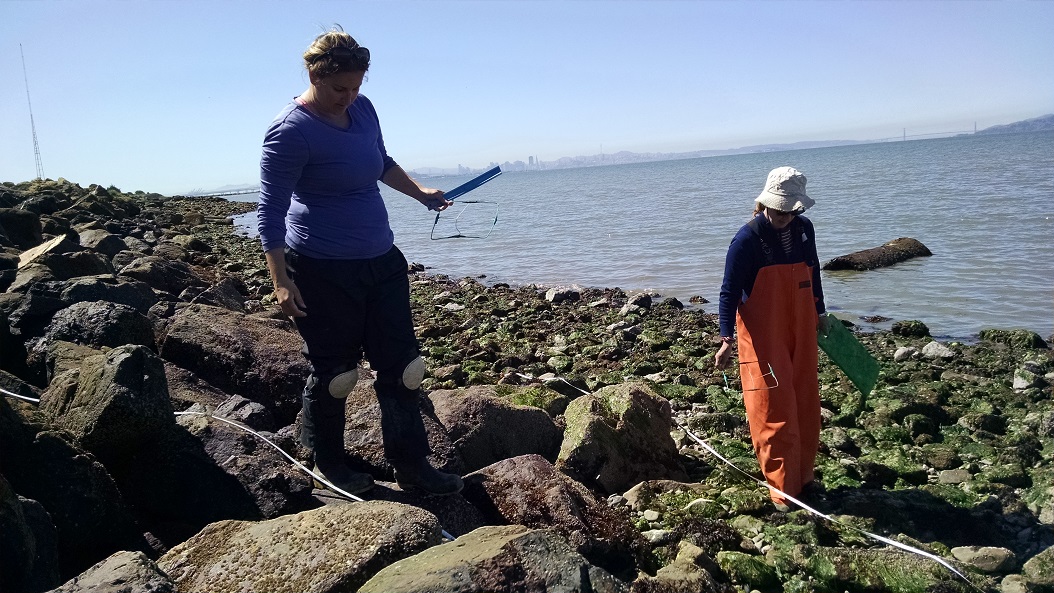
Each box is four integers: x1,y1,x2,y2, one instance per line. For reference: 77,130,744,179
822,237,932,271
49,550,175,593
892,320,931,338
158,501,443,593
980,329,1048,350
360,525,629,593
427,385,563,472
461,454,648,582
557,382,688,494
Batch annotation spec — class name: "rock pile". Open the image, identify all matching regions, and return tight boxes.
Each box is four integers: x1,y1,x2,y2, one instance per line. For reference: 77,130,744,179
1,178,1053,593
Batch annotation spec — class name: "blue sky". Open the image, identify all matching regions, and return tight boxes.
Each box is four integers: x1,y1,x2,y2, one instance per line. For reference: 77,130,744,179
2,1,1052,195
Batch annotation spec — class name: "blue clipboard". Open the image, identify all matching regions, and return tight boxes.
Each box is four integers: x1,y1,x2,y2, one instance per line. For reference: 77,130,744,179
443,166,502,201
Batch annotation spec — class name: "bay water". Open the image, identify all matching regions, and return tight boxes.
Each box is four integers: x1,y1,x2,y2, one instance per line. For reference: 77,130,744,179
235,131,1054,341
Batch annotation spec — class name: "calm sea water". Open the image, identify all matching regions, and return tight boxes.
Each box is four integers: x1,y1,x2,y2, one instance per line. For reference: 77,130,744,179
236,131,1054,341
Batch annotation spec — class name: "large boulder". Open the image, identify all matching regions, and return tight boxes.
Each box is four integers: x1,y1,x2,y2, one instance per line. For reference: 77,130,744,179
158,500,443,593
0,207,43,248
822,238,932,271
158,304,308,424
175,410,315,518
359,525,629,593
48,551,175,593
38,300,156,352
461,454,648,581
0,474,61,593
338,376,464,478
118,255,206,296
38,345,175,466
427,385,563,472
77,228,128,259
557,382,688,494
0,397,147,579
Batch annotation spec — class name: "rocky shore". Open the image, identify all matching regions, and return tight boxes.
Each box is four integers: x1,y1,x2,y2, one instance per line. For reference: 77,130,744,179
2,178,1053,593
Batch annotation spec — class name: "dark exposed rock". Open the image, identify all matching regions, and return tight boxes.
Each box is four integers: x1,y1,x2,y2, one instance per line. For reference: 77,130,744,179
462,454,649,581
0,207,43,248
823,237,932,271
0,474,62,593
427,385,563,472
158,304,307,424
118,255,205,295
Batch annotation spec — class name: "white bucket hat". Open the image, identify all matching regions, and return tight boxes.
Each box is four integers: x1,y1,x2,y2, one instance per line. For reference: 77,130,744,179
755,166,815,213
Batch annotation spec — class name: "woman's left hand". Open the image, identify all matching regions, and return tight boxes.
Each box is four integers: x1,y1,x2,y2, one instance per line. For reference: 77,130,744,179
417,188,451,211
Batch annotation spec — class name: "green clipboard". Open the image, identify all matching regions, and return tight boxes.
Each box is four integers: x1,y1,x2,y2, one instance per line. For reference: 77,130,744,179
818,316,880,399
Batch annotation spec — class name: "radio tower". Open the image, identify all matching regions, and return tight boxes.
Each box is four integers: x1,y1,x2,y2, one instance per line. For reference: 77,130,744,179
20,44,45,180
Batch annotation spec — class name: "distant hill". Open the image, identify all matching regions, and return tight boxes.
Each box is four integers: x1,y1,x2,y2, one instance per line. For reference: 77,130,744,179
976,114,1054,135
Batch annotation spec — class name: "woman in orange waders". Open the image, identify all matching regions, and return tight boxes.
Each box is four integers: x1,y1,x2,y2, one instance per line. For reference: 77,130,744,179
715,166,834,512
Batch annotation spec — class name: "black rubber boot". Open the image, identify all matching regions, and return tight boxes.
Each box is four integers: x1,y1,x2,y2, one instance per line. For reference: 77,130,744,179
301,375,374,494
393,456,464,496
375,382,461,495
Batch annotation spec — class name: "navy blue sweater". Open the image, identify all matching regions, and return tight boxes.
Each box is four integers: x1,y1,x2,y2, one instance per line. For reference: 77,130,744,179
718,214,826,338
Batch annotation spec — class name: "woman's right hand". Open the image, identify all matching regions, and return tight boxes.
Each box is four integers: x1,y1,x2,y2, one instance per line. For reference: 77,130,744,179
274,278,307,318
714,341,734,369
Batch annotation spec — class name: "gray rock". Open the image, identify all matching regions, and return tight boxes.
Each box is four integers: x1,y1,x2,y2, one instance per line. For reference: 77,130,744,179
1015,367,1044,391
1023,544,1054,586
951,545,1017,573
1000,574,1031,593
894,346,918,362
0,207,43,248
939,469,971,484
359,525,628,593
213,394,275,431
78,228,128,258
118,255,205,296
557,382,688,494
49,550,175,593
427,385,563,472
922,340,956,360
158,500,443,593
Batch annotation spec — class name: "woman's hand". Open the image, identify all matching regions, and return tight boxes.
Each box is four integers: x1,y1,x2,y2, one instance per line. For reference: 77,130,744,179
714,340,734,369
416,188,451,211
274,277,307,318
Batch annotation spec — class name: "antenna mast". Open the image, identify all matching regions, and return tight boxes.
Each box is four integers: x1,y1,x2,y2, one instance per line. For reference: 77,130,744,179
20,44,44,180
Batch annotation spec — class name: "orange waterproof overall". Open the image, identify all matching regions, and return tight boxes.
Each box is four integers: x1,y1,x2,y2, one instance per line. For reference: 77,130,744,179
736,261,820,504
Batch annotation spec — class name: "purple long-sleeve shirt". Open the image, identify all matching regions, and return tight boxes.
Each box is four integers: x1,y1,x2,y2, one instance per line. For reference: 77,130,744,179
258,95,399,259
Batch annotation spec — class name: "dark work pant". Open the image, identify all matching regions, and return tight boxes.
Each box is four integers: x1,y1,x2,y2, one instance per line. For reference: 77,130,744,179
286,245,430,464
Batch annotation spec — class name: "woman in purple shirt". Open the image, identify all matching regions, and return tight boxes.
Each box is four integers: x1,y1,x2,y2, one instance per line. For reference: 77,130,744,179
258,27,462,496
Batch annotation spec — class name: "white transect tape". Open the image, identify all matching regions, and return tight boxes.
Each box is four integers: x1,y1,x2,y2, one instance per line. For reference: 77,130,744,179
676,418,982,592
0,390,455,542
0,386,40,403
512,374,981,592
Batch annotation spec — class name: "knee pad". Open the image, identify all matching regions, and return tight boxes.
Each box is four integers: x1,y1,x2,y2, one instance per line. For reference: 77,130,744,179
327,368,359,399
401,356,426,390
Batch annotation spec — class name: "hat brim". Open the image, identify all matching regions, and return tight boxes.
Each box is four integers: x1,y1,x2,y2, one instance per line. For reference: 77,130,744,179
755,191,815,213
